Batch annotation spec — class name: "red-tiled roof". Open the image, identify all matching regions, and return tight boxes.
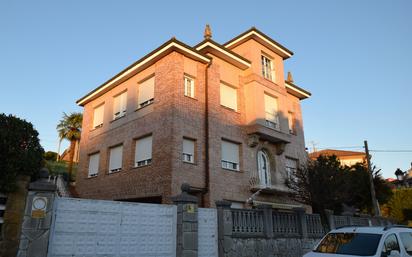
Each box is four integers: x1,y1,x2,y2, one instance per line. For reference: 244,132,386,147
309,149,366,159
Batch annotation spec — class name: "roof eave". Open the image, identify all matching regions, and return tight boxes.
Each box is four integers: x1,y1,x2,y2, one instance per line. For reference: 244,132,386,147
76,38,211,106
285,81,311,100
195,39,251,70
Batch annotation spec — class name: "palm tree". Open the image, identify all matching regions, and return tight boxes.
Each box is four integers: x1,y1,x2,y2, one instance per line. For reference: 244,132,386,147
56,112,82,183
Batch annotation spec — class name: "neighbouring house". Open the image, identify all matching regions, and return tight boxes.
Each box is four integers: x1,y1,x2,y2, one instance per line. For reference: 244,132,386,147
391,164,412,188
59,140,80,163
309,149,366,167
75,26,311,209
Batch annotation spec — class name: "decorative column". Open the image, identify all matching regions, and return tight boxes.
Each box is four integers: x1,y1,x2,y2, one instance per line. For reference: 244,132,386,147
215,200,232,257
293,207,308,239
17,168,57,257
257,204,274,238
172,183,199,257
325,209,335,230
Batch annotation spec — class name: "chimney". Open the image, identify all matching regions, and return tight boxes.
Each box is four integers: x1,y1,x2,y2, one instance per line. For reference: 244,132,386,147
204,24,212,40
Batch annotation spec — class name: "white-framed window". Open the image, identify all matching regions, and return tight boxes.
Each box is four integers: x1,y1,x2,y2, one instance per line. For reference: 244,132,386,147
138,77,155,108
113,91,127,120
220,83,237,111
183,138,195,163
134,135,152,167
221,140,240,171
264,94,279,129
109,145,123,173
184,76,195,98
285,157,298,180
257,150,271,187
288,112,295,134
88,153,100,177
261,55,274,81
93,104,104,129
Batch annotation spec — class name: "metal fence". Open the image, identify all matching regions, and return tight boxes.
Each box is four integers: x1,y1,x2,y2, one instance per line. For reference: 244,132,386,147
0,193,7,240
330,213,392,229
305,214,325,238
231,207,324,238
232,208,264,237
230,207,394,239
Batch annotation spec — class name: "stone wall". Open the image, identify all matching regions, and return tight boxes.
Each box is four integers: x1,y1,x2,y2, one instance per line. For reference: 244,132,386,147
228,238,319,257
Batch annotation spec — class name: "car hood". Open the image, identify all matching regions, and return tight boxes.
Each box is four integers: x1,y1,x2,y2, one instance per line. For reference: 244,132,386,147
303,252,372,257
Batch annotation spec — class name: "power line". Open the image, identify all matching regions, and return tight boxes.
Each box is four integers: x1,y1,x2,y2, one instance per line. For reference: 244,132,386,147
369,150,412,153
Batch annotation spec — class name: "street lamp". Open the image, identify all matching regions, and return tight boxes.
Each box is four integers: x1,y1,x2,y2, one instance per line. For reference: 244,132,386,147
395,168,405,181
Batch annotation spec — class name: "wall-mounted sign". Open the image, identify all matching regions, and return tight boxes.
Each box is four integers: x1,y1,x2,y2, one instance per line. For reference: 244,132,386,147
31,196,47,218
185,203,195,213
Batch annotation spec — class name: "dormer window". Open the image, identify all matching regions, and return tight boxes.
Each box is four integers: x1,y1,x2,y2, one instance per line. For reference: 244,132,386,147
261,55,274,81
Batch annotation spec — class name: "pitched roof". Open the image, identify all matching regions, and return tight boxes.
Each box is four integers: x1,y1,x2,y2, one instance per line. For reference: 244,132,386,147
76,38,211,106
309,149,366,159
223,27,293,59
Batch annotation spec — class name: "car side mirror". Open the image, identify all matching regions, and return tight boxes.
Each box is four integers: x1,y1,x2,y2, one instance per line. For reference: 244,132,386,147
388,250,400,257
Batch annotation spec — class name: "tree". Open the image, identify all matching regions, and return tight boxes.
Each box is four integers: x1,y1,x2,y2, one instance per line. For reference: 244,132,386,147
286,155,392,218
343,163,392,213
56,112,82,182
0,114,44,192
286,155,347,216
384,188,412,224
44,151,58,161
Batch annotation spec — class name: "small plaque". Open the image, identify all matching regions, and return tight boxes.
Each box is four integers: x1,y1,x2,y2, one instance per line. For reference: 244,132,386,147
31,209,46,218
186,204,195,213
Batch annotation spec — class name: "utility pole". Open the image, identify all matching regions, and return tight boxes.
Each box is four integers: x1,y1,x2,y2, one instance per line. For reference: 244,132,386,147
364,140,380,216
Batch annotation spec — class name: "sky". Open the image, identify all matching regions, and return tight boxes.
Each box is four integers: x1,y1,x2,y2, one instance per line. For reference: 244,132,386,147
1,0,411,179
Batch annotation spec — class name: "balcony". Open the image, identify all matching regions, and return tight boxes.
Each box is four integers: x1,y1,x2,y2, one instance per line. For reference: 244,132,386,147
245,119,291,154
249,170,290,195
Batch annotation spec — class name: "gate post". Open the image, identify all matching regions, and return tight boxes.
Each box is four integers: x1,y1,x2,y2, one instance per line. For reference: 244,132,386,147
172,183,199,257
17,168,57,257
215,200,232,257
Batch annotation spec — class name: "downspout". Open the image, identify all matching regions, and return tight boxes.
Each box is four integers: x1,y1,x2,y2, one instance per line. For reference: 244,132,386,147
202,60,212,207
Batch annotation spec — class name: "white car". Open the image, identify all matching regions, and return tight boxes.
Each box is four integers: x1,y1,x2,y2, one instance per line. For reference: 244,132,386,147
304,226,412,257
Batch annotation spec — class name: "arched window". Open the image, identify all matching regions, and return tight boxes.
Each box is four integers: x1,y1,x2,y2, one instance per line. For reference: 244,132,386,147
257,150,271,187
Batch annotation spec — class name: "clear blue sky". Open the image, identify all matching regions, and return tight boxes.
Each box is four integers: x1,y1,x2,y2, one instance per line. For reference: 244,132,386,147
1,0,411,179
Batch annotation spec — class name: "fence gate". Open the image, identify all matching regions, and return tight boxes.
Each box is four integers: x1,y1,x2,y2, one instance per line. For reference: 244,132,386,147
47,197,176,257
198,208,218,257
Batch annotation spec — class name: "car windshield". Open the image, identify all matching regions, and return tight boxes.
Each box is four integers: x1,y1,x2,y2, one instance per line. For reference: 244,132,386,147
314,232,382,256
399,232,412,255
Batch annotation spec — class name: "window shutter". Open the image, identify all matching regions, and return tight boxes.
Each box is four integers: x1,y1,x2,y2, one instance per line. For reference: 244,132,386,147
264,94,278,122
135,136,152,162
113,94,121,116
93,105,104,128
220,84,237,111
221,140,239,164
109,145,123,171
183,139,195,156
120,92,127,113
88,153,100,176
138,77,155,105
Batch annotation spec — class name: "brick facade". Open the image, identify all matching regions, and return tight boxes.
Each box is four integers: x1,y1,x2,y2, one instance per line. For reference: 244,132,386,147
76,28,311,209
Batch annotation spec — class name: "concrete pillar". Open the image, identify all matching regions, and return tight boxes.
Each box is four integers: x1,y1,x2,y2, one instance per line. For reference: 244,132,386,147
16,169,57,257
0,176,30,257
325,209,335,230
216,200,232,257
293,207,308,239
172,183,198,257
257,204,273,238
